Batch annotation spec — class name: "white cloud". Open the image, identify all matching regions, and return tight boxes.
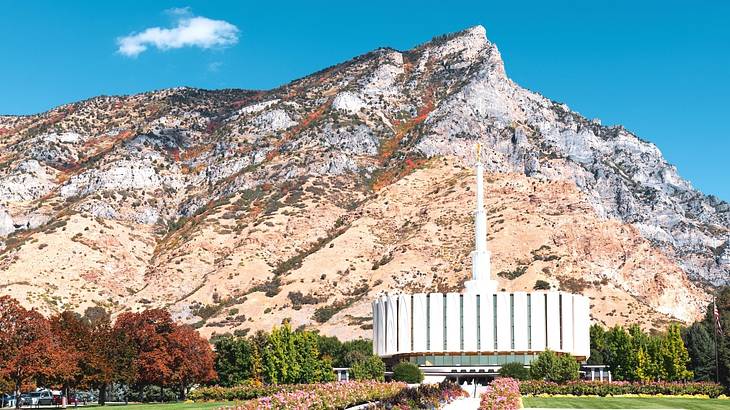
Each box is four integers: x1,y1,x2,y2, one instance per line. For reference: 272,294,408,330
117,11,239,57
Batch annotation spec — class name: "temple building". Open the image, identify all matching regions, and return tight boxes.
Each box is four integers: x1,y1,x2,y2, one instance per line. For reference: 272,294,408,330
371,145,591,379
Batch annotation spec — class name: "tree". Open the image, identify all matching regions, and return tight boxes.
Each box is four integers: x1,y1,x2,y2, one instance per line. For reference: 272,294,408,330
662,324,693,381
316,335,343,366
603,325,635,381
340,339,373,367
48,311,87,399
684,322,716,381
114,309,176,400
168,325,217,399
529,350,578,383
0,297,73,409
350,356,385,381
262,323,334,384
498,362,530,380
587,324,606,365
83,308,136,405
392,362,424,383
214,336,256,387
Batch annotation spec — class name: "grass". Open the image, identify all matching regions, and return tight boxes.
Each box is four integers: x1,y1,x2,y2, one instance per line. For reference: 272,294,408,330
523,396,730,409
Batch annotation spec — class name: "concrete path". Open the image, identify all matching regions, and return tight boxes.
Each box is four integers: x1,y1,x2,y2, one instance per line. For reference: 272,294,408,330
442,397,480,409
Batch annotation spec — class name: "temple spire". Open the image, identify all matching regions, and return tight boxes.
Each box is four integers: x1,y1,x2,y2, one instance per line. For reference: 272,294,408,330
465,143,498,294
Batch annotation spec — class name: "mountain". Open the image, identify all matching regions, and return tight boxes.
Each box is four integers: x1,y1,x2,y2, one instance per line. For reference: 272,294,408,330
1,26,728,340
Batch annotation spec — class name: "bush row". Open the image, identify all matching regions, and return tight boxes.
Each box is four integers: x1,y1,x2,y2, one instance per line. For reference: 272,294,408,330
188,380,279,401
240,381,407,409
520,380,725,398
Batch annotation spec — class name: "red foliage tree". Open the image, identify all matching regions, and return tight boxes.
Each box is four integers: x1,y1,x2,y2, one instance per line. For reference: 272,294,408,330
168,325,217,399
114,309,175,400
48,312,86,390
0,297,75,408
84,309,135,405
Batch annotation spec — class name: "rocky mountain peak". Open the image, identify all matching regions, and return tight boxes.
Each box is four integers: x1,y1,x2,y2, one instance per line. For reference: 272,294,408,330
0,26,727,338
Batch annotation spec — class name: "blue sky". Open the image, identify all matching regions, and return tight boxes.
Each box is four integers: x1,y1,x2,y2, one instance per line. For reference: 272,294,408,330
1,1,728,200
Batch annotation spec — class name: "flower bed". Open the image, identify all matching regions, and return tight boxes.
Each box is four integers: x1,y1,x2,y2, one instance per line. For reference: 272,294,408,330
379,380,469,408
480,378,521,410
239,381,407,409
520,380,724,398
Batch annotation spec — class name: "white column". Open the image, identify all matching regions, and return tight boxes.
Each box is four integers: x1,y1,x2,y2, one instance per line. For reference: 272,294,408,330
398,294,412,354
376,297,386,355
428,293,444,352
496,293,511,351
561,293,574,353
463,293,477,351
573,295,591,358
513,292,528,352
479,293,494,351
372,300,379,355
385,295,398,355
546,292,561,351
412,293,427,352
446,293,461,352
529,292,546,352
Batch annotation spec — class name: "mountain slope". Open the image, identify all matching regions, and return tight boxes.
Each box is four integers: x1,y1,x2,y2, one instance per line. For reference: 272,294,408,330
1,26,727,339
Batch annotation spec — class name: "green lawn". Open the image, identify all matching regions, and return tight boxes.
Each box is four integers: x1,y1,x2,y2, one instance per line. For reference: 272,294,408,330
523,396,730,410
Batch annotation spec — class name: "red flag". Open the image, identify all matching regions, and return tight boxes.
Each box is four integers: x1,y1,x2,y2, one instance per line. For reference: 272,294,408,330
714,299,723,336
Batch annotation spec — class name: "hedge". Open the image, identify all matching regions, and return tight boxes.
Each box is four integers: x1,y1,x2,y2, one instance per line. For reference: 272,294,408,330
520,380,725,398
239,381,407,409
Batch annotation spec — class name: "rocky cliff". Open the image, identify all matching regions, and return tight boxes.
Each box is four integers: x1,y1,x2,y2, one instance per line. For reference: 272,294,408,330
1,26,727,339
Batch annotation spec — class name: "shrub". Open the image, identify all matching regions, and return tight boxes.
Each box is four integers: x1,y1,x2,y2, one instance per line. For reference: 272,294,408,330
240,381,406,409
499,362,530,380
383,380,468,408
529,350,578,383
392,361,424,383
350,356,385,381
533,280,551,290
519,380,724,398
480,377,521,410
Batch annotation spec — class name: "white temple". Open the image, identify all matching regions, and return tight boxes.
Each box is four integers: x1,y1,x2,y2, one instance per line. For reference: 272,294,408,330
371,145,590,377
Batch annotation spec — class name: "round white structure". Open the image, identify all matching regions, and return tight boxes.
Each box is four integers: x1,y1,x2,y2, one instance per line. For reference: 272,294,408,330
371,145,591,372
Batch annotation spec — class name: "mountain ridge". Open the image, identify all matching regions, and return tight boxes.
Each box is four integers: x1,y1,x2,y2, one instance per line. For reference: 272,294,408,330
0,25,727,339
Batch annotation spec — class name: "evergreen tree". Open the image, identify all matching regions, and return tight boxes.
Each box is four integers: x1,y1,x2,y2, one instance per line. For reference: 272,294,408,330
683,322,716,381
587,324,606,365
604,326,635,381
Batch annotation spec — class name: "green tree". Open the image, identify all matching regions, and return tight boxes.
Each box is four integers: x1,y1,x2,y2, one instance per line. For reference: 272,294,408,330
262,323,334,384
588,324,606,365
529,350,578,383
662,324,693,381
350,356,385,381
392,361,424,383
316,335,342,366
340,339,374,367
213,336,255,387
499,362,530,380
604,326,635,381
683,322,716,381
295,331,335,383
